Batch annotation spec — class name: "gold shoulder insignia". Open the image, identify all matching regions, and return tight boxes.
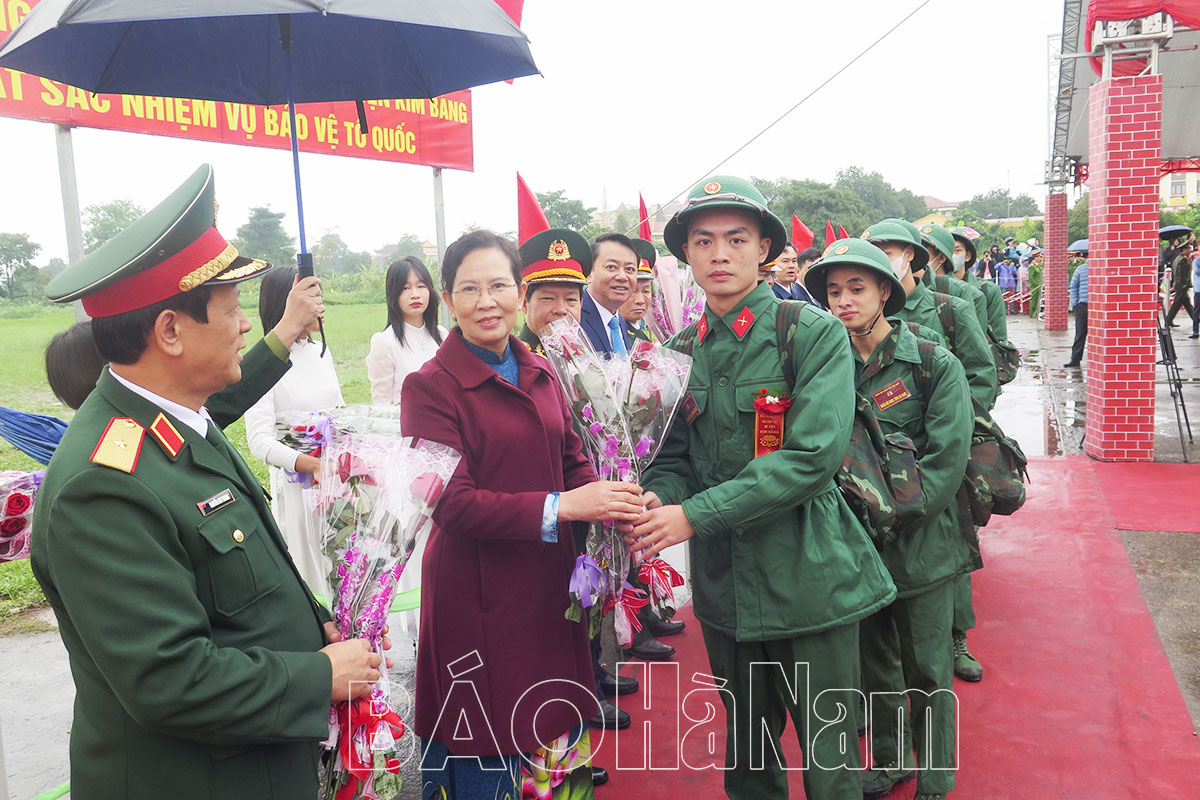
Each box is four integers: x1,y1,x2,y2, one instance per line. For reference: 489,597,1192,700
90,417,145,473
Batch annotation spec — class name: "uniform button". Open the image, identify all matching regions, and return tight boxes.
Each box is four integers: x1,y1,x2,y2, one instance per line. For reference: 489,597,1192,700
718,377,729,387
232,529,245,543
723,430,733,440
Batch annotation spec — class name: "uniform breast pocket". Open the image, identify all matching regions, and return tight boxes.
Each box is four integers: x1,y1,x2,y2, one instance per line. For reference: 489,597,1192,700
196,513,283,617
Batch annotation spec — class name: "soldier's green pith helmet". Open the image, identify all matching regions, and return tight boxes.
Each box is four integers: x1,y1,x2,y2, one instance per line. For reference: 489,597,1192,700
949,227,978,266
861,218,929,274
663,175,787,266
804,238,906,315
919,223,956,264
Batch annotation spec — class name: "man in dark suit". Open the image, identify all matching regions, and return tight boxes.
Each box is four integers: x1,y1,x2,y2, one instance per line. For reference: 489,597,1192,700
581,233,637,356
32,165,382,800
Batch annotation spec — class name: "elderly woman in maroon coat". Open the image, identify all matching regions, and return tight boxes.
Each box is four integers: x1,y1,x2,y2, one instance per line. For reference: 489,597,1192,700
401,230,643,800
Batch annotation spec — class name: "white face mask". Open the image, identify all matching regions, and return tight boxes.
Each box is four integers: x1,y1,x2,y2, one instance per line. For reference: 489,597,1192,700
890,254,909,280
951,254,967,271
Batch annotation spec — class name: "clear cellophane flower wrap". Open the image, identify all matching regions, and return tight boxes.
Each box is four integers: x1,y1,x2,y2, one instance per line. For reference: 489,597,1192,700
679,264,707,328
275,411,333,488
314,434,461,800
621,339,692,622
539,317,693,645
648,258,683,341
0,469,43,563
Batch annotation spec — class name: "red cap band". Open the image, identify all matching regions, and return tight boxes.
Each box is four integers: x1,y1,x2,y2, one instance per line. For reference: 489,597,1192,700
82,227,235,318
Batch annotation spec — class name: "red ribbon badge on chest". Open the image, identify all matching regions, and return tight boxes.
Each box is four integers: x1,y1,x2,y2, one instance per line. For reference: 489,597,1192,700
752,389,792,457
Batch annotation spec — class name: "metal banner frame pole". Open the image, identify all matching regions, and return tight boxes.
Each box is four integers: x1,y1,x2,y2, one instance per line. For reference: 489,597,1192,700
55,124,87,321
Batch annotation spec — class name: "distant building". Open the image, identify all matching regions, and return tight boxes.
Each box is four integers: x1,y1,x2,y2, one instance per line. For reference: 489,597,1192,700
923,195,962,215
1161,172,1200,209
914,211,954,228
589,199,683,240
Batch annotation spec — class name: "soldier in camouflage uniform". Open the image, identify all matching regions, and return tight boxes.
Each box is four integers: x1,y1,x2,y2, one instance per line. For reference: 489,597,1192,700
806,238,975,800
631,176,896,800
950,228,1008,343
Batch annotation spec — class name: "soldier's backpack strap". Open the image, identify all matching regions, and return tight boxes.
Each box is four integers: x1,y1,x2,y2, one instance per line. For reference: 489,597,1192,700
933,273,952,295
931,290,958,352
912,337,939,413
774,300,806,390
669,320,701,358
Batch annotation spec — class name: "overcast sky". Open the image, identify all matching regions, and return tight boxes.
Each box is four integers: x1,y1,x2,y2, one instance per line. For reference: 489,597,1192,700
0,0,1070,264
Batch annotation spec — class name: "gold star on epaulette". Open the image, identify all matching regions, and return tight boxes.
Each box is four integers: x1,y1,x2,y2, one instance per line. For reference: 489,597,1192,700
90,418,145,473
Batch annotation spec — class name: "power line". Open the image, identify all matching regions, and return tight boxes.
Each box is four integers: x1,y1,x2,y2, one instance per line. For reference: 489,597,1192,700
628,0,937,236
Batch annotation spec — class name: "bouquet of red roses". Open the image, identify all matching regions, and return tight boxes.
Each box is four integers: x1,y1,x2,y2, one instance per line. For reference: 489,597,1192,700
0,470,43,563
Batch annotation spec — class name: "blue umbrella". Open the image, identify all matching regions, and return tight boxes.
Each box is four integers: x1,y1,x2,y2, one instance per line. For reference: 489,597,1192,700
0,407,68,465
1159,224,1192,239
1068,238,1089,252
0,0,540,347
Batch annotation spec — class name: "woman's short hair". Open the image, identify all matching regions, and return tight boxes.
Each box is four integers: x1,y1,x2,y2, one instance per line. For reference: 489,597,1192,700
441,230,520,293
258,265,298,336
46,320,108,410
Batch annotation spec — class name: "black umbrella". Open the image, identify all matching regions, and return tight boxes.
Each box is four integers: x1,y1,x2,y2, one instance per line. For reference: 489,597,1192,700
1160,224,1193,239
0,0,540,346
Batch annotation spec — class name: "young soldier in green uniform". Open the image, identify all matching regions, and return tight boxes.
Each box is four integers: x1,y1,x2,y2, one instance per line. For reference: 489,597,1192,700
806,239,975,800
951,228,1008,343
32,165,384,800
864,220,998,410
919,224,990,341
630,176,896,800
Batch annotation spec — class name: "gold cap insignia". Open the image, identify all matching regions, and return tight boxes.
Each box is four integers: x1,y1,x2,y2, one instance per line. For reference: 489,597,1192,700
922,226,933,234
834,245,850,255
548,239,570,261
704,181,721,195
860,231,871,239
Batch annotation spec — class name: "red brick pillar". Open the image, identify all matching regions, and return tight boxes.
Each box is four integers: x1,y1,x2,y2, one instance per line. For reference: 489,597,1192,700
1043,192,1069,330
1084,74,1161,462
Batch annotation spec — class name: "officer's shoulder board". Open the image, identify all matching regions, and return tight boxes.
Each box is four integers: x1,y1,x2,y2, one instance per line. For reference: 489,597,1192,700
90,417,146,473
90,413,187,473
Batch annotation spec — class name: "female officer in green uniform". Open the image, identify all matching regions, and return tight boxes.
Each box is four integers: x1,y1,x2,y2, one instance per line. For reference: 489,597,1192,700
630,176,896,800
805,239,974,800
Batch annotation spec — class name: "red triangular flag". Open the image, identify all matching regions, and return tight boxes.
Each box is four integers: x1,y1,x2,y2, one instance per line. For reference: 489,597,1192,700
837,224,850,240
495,1,526,83
638,193,653,242
517,173,550,244
494,0,524,24
825,220,837,247
792,215,814,251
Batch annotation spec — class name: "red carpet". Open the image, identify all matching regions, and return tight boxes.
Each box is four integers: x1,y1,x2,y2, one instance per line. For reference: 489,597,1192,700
1092,461,1200,533
591,456,1200,798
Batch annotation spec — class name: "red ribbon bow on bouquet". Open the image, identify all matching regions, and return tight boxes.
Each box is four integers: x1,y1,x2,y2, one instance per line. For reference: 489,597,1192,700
638,558,685,602
335,697,407,800
603,583,650,646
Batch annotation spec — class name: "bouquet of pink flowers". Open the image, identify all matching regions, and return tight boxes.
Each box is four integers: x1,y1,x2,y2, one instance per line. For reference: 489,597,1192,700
313,433,460,800
274,411,332,488
679,265,707,328
539,317,692,644
0,470,42,563
647,259,706,341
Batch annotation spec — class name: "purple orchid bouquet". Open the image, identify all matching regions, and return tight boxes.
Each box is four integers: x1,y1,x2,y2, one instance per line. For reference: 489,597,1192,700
539,317,692,645
679,264,707,328
0,469,44,563
313,434,460,800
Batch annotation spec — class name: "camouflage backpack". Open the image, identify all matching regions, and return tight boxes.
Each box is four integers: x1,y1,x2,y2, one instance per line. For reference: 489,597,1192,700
912,339,1028,526
672,301,925,547
776,301,925,547
931,277,1019,385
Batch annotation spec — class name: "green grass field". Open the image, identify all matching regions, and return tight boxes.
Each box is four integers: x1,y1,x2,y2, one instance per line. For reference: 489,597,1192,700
0,301,389,618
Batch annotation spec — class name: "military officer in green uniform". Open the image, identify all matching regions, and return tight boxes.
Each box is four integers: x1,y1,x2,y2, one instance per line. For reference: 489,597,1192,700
629,176,896,800
806,239,975,800
951,228,1008,343
863,219,998,410
517,228,592,358
621,237,658,342
919,224,990,342
32,165,384,800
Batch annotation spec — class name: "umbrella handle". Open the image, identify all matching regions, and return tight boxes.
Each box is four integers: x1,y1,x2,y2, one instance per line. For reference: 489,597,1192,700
296,252,327,357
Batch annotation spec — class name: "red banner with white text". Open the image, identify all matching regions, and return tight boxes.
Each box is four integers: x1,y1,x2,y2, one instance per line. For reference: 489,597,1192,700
0,0,474,171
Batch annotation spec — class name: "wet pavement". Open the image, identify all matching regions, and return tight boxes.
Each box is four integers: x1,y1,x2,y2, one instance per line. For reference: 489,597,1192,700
992,313,1200,463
